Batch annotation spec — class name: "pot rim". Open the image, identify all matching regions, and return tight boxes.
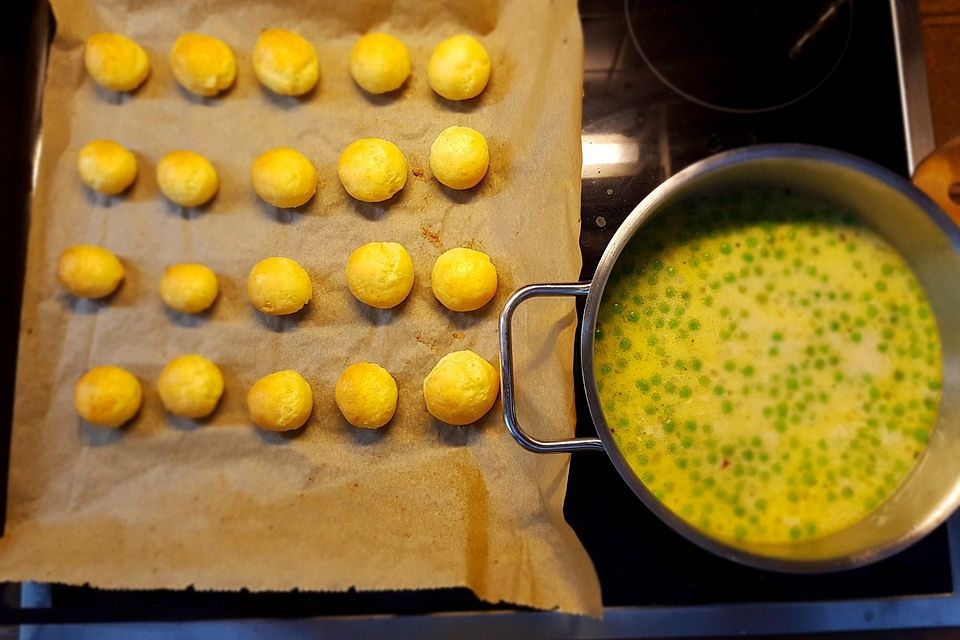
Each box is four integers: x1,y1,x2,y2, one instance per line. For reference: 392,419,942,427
579,143,960,572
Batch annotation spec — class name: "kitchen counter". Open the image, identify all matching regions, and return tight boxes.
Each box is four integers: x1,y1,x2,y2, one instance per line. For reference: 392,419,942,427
920,0,960,145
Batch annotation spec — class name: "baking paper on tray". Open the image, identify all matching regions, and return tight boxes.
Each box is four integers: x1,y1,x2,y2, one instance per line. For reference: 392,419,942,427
0,0,600,615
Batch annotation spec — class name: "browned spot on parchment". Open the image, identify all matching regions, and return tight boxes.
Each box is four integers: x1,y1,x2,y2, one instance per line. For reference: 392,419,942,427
420,224,442,248
452,331,465,339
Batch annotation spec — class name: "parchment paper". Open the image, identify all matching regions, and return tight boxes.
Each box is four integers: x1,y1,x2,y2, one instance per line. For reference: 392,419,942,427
0,0,599,615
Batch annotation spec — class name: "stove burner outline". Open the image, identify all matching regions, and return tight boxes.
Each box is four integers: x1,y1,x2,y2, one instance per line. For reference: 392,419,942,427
624,0,854,114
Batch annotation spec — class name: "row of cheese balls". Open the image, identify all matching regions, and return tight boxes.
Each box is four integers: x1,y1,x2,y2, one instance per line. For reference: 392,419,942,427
86,30,490,101
75,349,500,431
78,127,488,208
58,244,498,314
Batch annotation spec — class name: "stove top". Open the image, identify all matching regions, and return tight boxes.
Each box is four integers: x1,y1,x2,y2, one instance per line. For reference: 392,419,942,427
3,0,959,637
579,0,909,276
568,0,954,614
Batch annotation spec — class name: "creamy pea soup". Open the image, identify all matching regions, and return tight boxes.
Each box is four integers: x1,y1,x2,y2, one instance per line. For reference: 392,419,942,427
594,189,942,544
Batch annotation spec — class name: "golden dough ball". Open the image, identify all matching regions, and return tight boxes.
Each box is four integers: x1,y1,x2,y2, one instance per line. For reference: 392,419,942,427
335,362,398,429
430,126,489,190
431,247,498,312
57,245,124,299
345,242,414,309
246,370,313,431
160,263,218,313
84,32,150,92
349,33,411,94
247,257,312,316
157,354,224,419
252,28,319,96
427,34,490,101
77,140,138,196
170,33,236,97
423,350,499,425
156,150,219,207
75,365,142,428
337,138,407,203
251,147,317,208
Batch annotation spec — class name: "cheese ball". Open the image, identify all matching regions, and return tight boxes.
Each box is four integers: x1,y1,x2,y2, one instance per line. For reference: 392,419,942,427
423,350,499,425
349,33,411,94
337,138,407,203
427,34,491,101
431,247,498,312
335,362,398,429
75,365,142,428
77,140,138,196
157,355,224,419
156,150,219,207
160,263,218,313
252,28,319,96
170,33,236,97
246,370,313,431
84,33,150,92
430,126,489,190
345,242,414,309
252,147,317,208
57,245,124,299
247,257,312,316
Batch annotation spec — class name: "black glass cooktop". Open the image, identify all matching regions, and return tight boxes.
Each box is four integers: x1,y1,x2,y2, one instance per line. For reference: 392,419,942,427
568,0,951,609
0,0,954,633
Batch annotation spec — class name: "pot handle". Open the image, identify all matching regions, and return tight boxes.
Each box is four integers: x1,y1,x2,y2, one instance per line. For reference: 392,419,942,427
499,282,605,454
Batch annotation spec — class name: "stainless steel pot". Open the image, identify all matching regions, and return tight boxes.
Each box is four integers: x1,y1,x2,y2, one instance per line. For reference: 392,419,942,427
499,144,960,571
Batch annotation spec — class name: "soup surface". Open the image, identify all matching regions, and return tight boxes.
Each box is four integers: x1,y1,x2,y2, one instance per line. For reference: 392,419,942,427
593,189,943,544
